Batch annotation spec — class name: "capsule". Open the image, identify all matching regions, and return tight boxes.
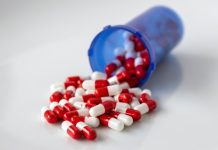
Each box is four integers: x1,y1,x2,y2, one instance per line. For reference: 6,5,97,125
64,81,77,89
135,65,146,79
82,80,109,90
99,115,124,131
89,101,114,117
66,75,90,82
87,97,114,105
125,51,137,70
73,102,95,109
113,102,130,112
140,51,150,68
134,99,157,114
63,109,89,121
91,71,107,80
59,99,77,112
94,85,122,97
75,87,85,97
134,57,144,67
69,94,95,104
121,87,142,97
114,66,125,75
116,107,141,121
75,122,97,140
70,116,100,128
110,111,133,126
108,71,130,85
66,85,76,92
84,89,95,94
49,102,66,119
63,90,74,100
130,97,140,108
41,106,58,123
114,93,133,103
50,91,63,103
139,92,151,103
105,59,121,75
61,121,82,139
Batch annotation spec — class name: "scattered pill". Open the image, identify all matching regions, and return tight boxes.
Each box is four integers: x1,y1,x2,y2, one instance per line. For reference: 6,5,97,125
41,106,58,123
99,114,124,131
61,121,82,139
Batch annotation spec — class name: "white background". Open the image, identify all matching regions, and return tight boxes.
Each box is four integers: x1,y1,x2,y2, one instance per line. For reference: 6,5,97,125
0,0,218,150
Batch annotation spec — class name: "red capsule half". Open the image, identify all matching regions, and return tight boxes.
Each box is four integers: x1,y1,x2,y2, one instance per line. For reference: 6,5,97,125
50,91,63,102
41,106,58,124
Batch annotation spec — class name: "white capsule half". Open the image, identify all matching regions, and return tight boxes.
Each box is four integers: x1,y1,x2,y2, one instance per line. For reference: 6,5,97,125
69,97,83,104
84,117,100,128
134,103,149,115
124,40,134,52
89,104,105,117
75,88,85,97
108,118,124,131
91,71,107,80
107,85,122,96
82,80,95,90
117,113,133,126
114,102,130,112
61,121,72,132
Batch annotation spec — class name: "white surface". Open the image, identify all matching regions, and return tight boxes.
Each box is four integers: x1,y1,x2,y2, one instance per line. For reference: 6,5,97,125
0,0,218,150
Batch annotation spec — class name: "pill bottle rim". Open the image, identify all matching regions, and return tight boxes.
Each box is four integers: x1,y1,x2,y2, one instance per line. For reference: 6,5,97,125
88,25,156,87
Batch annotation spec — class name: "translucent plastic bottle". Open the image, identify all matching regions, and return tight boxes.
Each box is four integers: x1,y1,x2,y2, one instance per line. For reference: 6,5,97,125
88,6,184,86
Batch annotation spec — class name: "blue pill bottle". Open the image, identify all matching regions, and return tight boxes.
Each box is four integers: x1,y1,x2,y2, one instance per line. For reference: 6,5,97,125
88,6,184,86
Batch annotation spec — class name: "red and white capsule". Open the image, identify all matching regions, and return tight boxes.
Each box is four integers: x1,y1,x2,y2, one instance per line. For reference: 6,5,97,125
134,100,157,114
41,106,58,123
61,121,82,140
114,93,133,103
73,102,95,109
87,97,114,105
89,101,114,117
121,87,142,97
49,102,66,119
70,116,100,128
139,90,152,103
105,59,122,75
63,90,74,100
99,114,124,131
59,99,77,112
50,91,63,103
75,122,97,140
69,94,95,104
113,102,130,112
116,107,141,121
95,85,122,97
110,111,133,126
82,80,109,90
63,109,89,121
108,71,130,85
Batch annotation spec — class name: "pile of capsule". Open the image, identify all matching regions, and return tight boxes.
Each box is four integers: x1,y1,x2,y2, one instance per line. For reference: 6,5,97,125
41,32,157,141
